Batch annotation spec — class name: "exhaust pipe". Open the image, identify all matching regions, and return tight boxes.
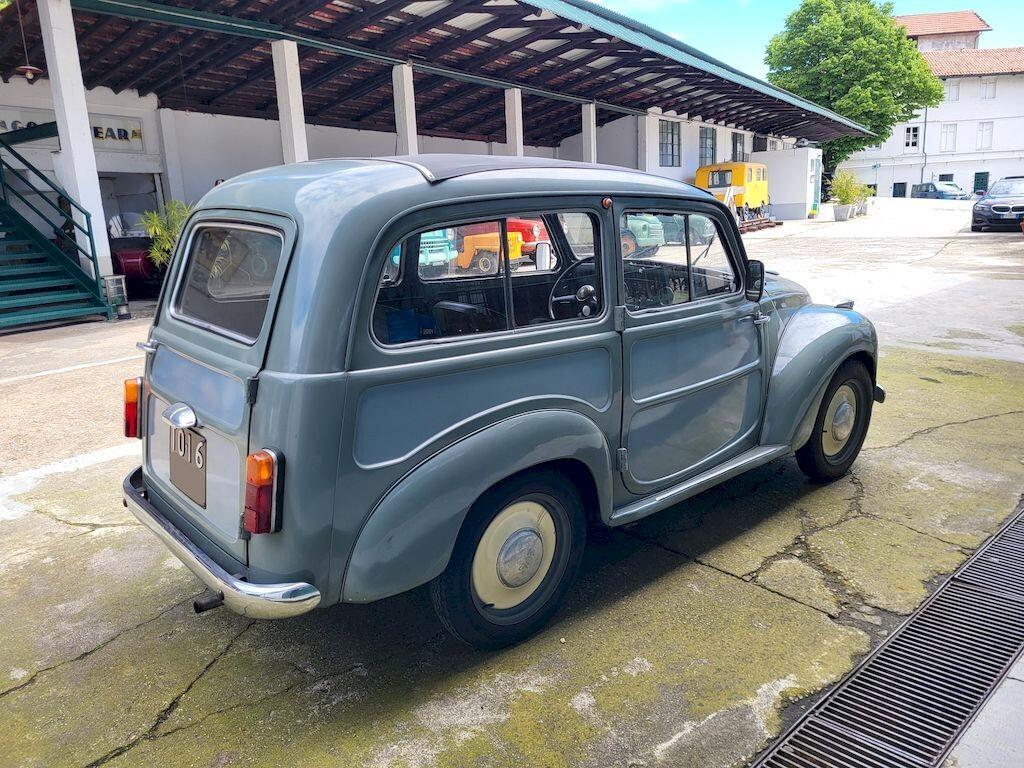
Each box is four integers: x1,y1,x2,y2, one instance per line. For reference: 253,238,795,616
193,590,225,614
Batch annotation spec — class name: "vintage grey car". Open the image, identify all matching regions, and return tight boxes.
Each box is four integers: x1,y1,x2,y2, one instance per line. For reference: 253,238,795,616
122,155,884,649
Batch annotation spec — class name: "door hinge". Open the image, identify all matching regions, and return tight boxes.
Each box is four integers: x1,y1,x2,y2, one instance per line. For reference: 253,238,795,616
613,305,626,332
616,447,629,472
752,311,770,326
245,376,259,404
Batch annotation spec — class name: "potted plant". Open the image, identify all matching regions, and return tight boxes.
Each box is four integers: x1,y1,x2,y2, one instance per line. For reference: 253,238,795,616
140,200,192,272
828,171,861,221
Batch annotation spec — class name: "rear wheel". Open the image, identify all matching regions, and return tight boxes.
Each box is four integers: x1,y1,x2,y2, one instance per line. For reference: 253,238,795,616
430,470,586,650
796,359,873,482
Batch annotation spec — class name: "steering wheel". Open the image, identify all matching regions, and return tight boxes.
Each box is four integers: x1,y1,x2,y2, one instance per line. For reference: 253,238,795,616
548,258,599,320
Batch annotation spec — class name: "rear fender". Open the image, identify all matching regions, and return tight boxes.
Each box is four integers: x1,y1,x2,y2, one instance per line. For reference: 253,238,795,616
342,410,612,603
760,305,877,449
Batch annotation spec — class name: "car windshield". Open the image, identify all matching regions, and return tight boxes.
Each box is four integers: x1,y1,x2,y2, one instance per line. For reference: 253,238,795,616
936,182,960,191
988,179,1024,197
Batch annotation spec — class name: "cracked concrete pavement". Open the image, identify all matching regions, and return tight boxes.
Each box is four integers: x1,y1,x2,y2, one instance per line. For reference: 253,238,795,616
1,198,1022,767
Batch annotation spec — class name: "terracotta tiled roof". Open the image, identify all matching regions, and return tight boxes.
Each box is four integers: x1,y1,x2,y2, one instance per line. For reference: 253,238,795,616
894,10,991,37
922,47,1024,77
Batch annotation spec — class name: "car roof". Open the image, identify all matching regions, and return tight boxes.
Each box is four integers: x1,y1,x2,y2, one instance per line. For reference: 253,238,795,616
362,154,658,183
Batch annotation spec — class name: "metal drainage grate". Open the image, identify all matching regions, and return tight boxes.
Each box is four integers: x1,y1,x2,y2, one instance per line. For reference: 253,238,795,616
754,511,1024,768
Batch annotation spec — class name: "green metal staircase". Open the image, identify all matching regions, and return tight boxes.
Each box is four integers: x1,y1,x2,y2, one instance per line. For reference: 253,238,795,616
0,130,112,330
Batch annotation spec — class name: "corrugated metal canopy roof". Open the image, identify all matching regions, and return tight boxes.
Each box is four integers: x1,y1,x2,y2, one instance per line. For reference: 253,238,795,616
0,0,871,147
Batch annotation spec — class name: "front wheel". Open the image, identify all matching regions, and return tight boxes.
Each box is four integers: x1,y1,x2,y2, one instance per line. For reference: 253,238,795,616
430,470,586,650
796,359,874,482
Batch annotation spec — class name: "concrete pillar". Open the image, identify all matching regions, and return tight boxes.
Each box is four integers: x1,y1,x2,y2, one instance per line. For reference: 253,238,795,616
271,39,308,164
392,63,418,155
37,0,112,277
581,102,597,163
156,108,186,203
503,88,524,156
636,111,659,172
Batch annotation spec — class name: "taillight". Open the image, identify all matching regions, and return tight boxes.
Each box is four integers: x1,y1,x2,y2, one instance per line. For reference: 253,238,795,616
244,449,281,534
124,377,141,438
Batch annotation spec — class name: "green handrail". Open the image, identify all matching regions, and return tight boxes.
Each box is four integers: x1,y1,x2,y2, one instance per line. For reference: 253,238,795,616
0,138,103,295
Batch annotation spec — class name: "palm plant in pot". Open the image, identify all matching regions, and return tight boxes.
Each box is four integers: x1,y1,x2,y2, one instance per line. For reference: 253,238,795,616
140,200,192,273
828,171,861,221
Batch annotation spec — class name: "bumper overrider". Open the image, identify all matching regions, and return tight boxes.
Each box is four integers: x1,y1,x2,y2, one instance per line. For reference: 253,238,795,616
122,467,320,619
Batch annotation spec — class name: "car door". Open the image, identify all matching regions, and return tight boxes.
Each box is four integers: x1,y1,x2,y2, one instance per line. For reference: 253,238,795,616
616,200,766,495
143,210,296,564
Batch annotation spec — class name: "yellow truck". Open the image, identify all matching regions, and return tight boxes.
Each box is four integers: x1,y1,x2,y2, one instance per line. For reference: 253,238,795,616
695,162,770,218
456,230,525,273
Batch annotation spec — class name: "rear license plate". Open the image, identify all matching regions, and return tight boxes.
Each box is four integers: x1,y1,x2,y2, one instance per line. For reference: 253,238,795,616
169,427,207,507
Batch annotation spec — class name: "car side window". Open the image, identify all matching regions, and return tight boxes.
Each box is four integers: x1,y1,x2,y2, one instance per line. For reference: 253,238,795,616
689,214,738,299
619,210,737,311
373,211,602,345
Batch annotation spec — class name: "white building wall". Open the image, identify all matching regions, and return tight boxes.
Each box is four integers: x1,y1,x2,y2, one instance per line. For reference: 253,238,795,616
914,32,980,51
840,73,1024,196
557,112,757,184
0,79,555,210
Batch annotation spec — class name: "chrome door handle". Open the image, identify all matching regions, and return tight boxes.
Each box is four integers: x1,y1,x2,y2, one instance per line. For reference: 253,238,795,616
137,340,159,354
162,402,199,429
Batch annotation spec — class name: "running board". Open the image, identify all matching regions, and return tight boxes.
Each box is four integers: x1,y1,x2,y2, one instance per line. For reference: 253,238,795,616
608,445,790,526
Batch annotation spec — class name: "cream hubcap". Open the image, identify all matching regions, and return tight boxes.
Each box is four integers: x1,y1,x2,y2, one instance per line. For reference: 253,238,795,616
823,383,858,457
472,501,556,610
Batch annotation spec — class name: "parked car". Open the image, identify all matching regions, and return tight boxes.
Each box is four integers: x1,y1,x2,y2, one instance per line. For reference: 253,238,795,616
122,155,884,649
619,212,666,256
911,181,970,200
972,176,1024,231
695,161,770,218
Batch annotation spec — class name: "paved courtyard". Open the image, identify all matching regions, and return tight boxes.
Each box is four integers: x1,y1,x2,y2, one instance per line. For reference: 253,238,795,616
1,198,1022,768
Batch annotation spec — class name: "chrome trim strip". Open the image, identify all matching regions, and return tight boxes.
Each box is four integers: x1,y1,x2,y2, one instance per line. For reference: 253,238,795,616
122,467,320,619
609,444,790,526
631,357,762,406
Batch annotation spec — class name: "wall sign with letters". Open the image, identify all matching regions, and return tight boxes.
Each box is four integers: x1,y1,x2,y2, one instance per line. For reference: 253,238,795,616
0,106,145,153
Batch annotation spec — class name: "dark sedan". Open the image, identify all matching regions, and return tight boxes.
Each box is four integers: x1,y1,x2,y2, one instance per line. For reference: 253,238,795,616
972,176,1024,231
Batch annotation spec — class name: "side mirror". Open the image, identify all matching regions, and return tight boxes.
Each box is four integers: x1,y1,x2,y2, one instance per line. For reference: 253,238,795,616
745,260,765,302
535,241,552,271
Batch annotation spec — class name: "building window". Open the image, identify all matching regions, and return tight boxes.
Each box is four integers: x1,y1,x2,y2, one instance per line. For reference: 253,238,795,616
943,80,959,102
659,120,681,167
904,126,920,151
768,139,780,151
938,174,954,182
973,172,990,194
976,121,993,150
981,79,996,99
698,127,716,168
893,182,907,198
939,123,957,153
731,132,746,161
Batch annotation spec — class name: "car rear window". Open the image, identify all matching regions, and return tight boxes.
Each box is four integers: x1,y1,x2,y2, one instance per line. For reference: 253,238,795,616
175,224,283,342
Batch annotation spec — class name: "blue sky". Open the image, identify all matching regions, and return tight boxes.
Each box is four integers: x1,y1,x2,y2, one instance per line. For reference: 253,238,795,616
595,0,1024,80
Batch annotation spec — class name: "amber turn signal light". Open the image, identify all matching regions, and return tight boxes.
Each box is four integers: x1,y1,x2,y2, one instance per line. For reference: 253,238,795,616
124,377,141,438
244,449,280,534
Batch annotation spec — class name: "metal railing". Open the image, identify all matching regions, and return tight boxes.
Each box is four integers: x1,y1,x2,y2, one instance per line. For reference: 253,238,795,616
0,137,105,299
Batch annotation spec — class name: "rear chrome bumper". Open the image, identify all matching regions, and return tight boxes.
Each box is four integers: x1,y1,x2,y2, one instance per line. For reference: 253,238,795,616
122,467,321,619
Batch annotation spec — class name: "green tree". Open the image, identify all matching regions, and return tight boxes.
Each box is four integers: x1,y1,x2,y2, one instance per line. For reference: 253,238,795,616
765,0,942,170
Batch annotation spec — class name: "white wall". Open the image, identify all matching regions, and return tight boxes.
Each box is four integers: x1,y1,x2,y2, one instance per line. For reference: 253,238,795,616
0,78,162,176
915,32,980,51
557,112,759,185
751,146,821,220
840,73,1024,196
0,78,556,209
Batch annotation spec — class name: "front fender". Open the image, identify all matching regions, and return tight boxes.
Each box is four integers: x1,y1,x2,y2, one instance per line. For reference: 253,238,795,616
341,409,613,603
760,305,877,449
